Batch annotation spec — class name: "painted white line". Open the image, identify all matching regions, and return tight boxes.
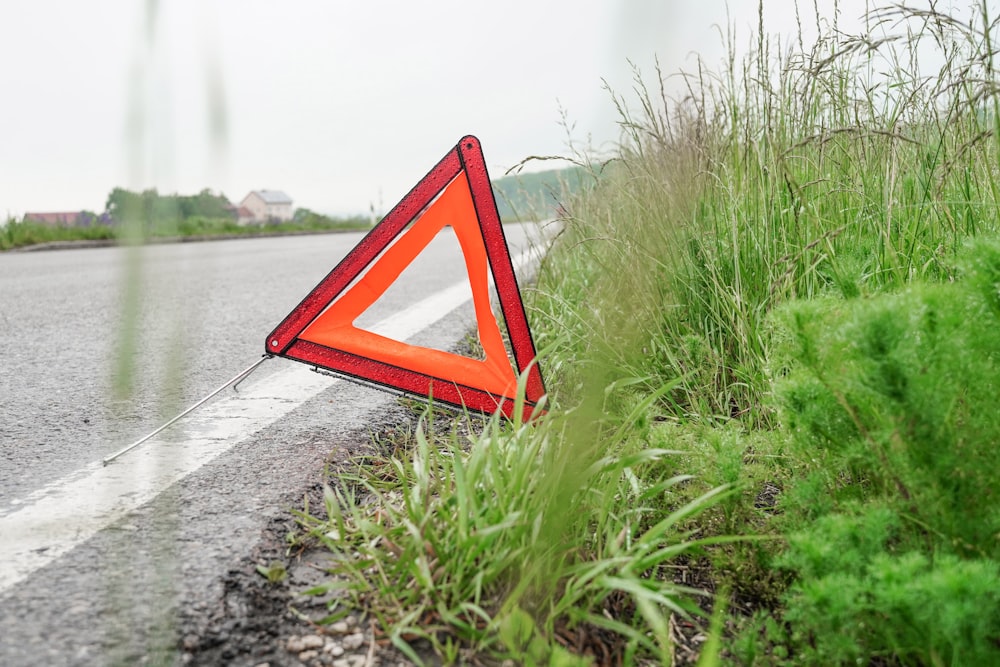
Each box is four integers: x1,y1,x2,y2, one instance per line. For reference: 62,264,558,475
0,247,535,594
0,364,334,593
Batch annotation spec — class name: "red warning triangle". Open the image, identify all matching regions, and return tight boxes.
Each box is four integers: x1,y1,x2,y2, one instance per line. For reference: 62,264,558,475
265,136,545,419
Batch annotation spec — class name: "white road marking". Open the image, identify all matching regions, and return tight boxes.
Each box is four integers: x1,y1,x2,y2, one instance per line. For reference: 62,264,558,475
0,247,534,594
0,364,334,594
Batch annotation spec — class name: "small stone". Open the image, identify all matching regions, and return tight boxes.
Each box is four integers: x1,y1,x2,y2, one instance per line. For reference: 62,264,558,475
345,615,358,628
300,634,325,650
333,660,351,667
286,636,305,653
341,633,365,651
298,650,319,661
329,620,350,634
324,641,345,657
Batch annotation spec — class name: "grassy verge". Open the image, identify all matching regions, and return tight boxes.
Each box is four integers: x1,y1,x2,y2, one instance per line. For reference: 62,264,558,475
0,218,118,250
292,2,1000,664
0,215,371,251
295,390,730,664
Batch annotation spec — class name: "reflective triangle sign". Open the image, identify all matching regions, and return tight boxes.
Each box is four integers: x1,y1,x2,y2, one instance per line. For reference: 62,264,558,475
265,136,545,419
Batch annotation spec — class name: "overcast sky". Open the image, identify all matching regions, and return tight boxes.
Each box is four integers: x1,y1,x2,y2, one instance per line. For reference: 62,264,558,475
1,0,885,219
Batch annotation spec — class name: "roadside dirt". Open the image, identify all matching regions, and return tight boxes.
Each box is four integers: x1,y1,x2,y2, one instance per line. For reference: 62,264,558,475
177,411,445,667
178,507,426,667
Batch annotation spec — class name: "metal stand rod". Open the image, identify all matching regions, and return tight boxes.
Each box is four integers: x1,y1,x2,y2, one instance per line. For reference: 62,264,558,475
102,355,272,466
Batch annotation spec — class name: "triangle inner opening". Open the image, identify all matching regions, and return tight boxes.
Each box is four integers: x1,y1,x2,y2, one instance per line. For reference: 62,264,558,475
351,224,488,361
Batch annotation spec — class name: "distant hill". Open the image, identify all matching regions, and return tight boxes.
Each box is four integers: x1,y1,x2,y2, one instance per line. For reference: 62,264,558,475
491,166,591,221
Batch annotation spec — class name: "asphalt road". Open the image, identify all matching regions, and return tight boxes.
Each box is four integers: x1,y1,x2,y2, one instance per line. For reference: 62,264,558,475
0,224,543,665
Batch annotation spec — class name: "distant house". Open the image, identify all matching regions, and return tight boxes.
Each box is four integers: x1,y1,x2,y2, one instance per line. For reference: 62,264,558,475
235,206,255,225
23,212,82,226
238,190,293,224
224,204,257,225
23,211,106,227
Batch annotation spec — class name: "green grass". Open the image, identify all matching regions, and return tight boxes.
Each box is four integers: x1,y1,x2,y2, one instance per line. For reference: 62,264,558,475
295,389,732,665
0,218,117,250
0,213,371,251
292,1,1000,664
731,243,1000,665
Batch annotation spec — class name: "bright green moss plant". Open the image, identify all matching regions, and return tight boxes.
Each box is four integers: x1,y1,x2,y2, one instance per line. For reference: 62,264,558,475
739,239,1000,664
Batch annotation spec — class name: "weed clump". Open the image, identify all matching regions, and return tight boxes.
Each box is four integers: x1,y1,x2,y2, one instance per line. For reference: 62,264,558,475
297,399,727,665
742,240,1000,663
775,240,1000,556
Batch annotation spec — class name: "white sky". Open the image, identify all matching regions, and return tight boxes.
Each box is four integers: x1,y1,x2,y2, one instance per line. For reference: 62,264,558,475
1,0,887,218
